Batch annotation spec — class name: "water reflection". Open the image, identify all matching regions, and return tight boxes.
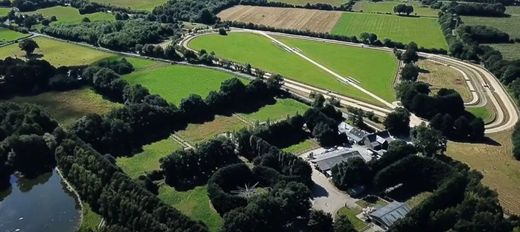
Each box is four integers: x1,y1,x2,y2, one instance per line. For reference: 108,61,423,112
0,169,81,232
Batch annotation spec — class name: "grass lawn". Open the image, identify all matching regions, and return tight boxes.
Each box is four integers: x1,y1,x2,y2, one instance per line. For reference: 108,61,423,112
240,98,309,123
158,185,223,232
7,88,121,127
267,0,345,6
0,28,28,45
275,35,399,102
27,6,114,25
416,59,472,102
177,115,249,145
406,191,432,208
123,64,241,105
336,207,368,231
462,15,520,40
189,32,379,105
78,203,102,232
467,105,495,124
355,197,388,208
117,138,183,179
0,7,10,16
332,12,447,49
92,0,167,11
0,37,115,66
282,139,320,154
485,43,520,61
447,129,520,215
352,0,439,17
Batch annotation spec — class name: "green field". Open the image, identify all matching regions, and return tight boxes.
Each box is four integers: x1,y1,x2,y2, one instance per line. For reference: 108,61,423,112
486,43,520,61
0,37,115,66
188,32,380,105
0,28,28,45
92,0,167,11
240,98,309,122
124,64,241,105
159,185,223,232
177,115,249,145
467,105,495,124
267,0,345,6
78,203,102,232
352,0,439,17
507,6,520,16
0,7,10,16
275,35,399,101
27,6,114,25
332,12,447,49
282,139,319,154
462,15,520,40
117,138,182,179
7,88,121,126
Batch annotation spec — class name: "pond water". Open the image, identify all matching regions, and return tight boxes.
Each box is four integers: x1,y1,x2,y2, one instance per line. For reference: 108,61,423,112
0,169,81,232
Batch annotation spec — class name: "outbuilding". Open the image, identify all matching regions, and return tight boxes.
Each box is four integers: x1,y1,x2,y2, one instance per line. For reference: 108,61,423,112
369,201,411,230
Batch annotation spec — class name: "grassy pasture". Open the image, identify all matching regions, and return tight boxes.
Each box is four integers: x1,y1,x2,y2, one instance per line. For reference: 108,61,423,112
447,129,520,215
332,12,447,49
91,0,167,11
177,115,249,146
240,98,310,123
7,88,121,127
461,15,520,40
485,43,520,61
0,28,28,45
0,37,115,66
275,35,399,101
352,0,439,17
189,32,380,105
117,138,182,179
159,185,223,232
267,0,345,6
27,6,114,25
416,59,472,102
123,64,240,105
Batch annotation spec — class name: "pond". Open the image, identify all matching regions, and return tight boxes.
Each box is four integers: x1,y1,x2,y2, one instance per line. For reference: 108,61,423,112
0,169,81,232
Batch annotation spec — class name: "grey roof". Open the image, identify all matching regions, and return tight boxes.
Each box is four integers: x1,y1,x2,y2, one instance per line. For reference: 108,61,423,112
313,150,362,171
370,202,411,228
338,122,369,142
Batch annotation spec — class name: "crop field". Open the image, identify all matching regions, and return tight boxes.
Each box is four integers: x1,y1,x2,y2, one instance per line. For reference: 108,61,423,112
352,0,439,17
239,98,309,123
177,115,249,146
485,43,520,61
27,6,114,25
0,37,115,66
189,32,380,105
332,12,447,49
159,185,223,232
447,129,520,215
117,138,182,179
275,35,399,101
416,59,472,102
217,6,342,33
0,28,28,45
461,15,520,40
123,64,241,105
91,0,167,11
7,88,121,127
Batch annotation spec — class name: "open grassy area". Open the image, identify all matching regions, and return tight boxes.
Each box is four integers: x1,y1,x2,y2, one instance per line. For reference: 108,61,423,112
7,88,121,127
332,12,447,49
467,105,495,124
117,138,182,179
0,37,115,66
0,7,10,16
282,139,320,154
78,203,102,232
159,185,223,232
462,15,520,40
485,43,520,61
177,115,249,145
0,28,28,45
406,191,432,208
447,129,520,215
416,59,472,102
27,6,114,25
123,64,240,105
507,6,520,16
91,0,167,11
352,0,439,17
267,0,345,6
240,98,309,123
355,197,388,209
275,35,399,101
336,207,368,231
189,32,380,105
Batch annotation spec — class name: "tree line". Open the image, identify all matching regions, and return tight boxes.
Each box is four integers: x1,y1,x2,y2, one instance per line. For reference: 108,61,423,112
444,2,507,17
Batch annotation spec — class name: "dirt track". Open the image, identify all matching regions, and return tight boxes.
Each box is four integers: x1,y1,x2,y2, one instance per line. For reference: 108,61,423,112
217,6,342,33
